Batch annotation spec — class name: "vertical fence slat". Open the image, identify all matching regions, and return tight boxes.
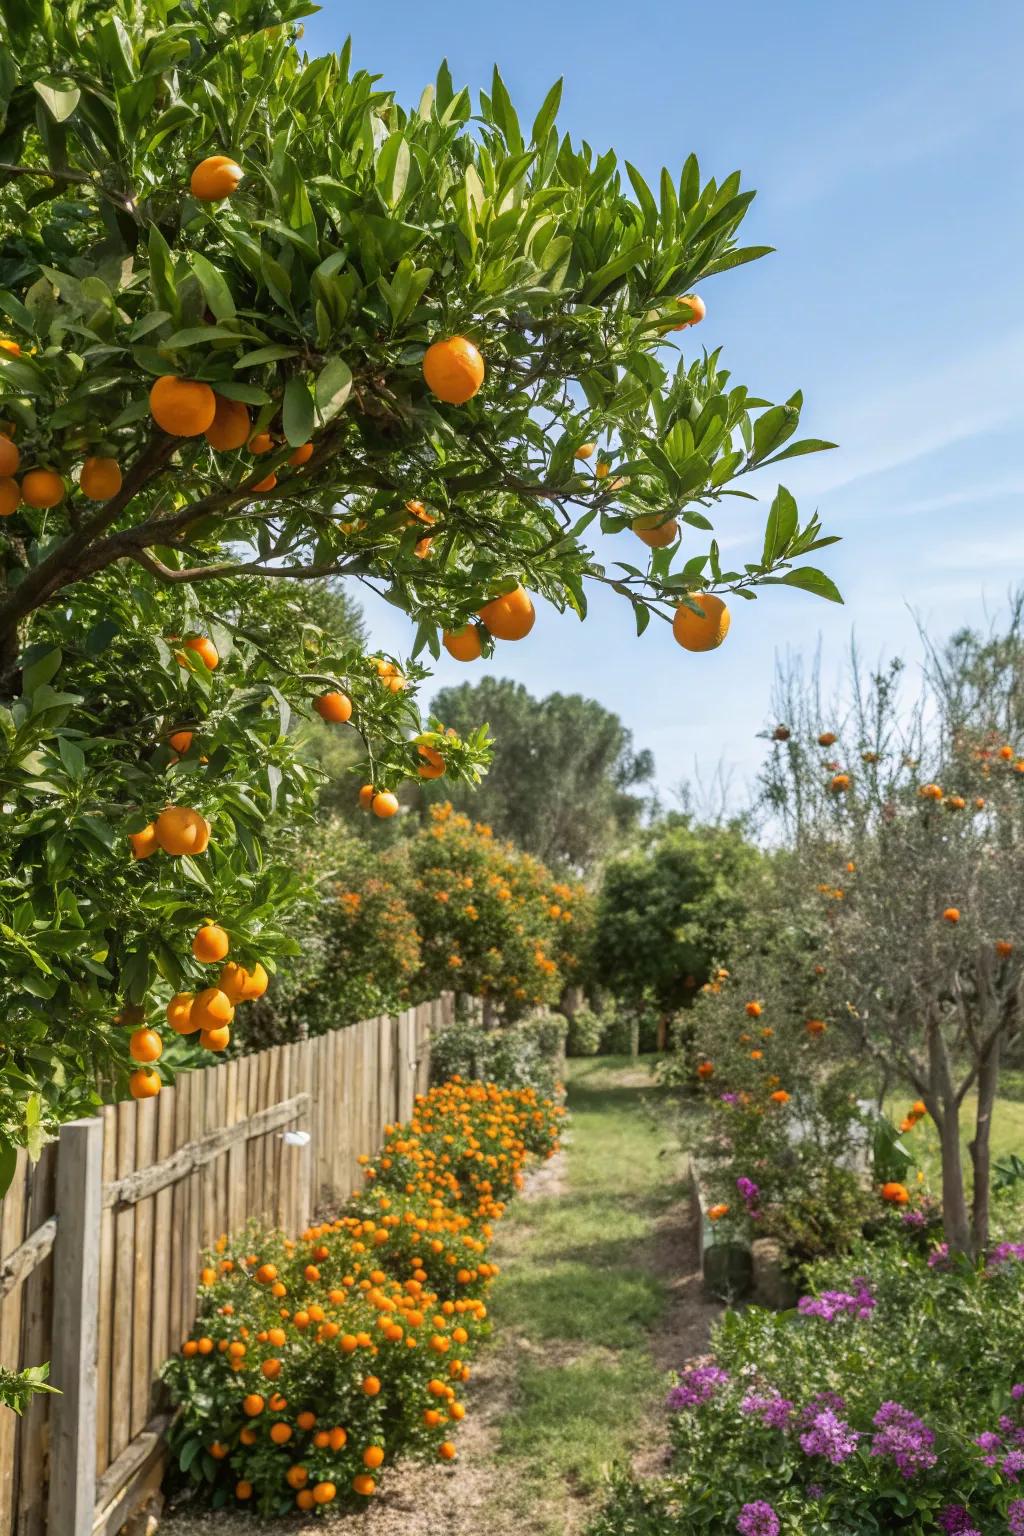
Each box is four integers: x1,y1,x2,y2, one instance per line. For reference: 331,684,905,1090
150,1082,176,1405
0,1152,27,1536
168,1073,191,1356
17,1143,57,1536
48,1118,103,1536
130,1098,157,1440
109,1102,137,1466
94,1106,116,1477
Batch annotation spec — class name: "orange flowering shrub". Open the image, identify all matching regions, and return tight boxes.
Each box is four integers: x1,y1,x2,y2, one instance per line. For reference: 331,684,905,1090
163,1079,562,1514
407,804,590,1017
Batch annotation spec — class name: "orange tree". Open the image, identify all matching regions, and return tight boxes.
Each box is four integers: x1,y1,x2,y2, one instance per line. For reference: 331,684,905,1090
758,626,1024,1257
0,0,840,1171
406,803,589,1018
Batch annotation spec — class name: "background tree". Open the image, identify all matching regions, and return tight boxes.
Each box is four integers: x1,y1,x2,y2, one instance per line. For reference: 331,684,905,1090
759,617,1024,1256
428,677,653,869
593,813,764,1015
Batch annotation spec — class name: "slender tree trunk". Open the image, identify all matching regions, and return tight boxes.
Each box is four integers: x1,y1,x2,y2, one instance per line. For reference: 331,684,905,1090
929,1023,971,1253
482,995,497,1031
969,1035,1001,1255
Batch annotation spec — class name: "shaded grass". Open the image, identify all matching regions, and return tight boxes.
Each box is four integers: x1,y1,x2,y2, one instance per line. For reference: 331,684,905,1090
486,1054,695,1529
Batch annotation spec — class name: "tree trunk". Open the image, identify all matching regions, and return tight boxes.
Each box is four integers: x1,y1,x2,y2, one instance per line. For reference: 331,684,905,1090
928,1020,971,1254
969,1034,1001,1255
482,995,497,1031
629,1016,639,1059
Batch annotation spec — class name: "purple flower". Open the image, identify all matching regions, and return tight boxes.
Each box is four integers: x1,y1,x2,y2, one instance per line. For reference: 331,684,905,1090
975,1431,1002,1466
1009,1499,1024,1536
928,1242,950,1268
801,1390,847,1421
937,1509,977,1535
901,1208,926,1227
740,1390,794,1429
736,1502,780,1536
1005,1450,1024,1482
870,1401,936,1478
667,1364,729,1411
720,1092,739,1104
799,1408,860,1464
736,1175,760,1202
798,1277,875,1321
805,1483,824,1499
988,1241,1024,1266
1012,1384,1024,1402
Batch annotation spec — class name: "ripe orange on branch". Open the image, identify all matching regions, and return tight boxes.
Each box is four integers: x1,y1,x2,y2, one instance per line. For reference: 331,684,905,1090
314,691,352,723
633,515,678,549
129,1068,161,1100
129,822,159,859
129,1028,162,1063
422,336,485,404
418,745,445,780
372,791,400,819
205,396,251,450
478,586,535,641
190,155,244,201
21,468,64,508
0,477,20,516
219,961,268,1001
193,923,230,963
443,626,483,662
182,634,219,670
154,806,210,856
672,593,730,651
79,457,122,500
149,376,216,437
672,293,706,330
166,993,197,1034
0,434,18,475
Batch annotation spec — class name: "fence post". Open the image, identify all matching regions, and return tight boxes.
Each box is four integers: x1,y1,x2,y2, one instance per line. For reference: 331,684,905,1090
48,1116,104,1536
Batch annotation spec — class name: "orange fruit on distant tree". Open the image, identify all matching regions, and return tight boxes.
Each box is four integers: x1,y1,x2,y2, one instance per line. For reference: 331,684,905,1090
422,336,485,404
205,395,251,450
881,1181,909,1205
943,906,961,924
129,822,159,860
830,773,850,793
314,691,352,723
632,515,678,549
243,1394,265,1417
362,1375,381,1396
418,744,445,780
129,1068,161,1100
996,939,1014,958
285,1465,308,1489
269,1422,292,1445
358,784,376,811
745,1000,762,1018
575,443,595,460
478,585,535,641
0,434,18,475
372,791,399,819
190,155,244,201
80,457,122,500
167,728,194,754
0,477,20,516
0,339,20,356
352,1475,376,1497
818,731,837,747
166,993,197,1034
443,625,483,662
672,293,706,330
313,1483,337,1504
438,1442,457,1461
129,1028,163,1063
193,923,230,963
672,593,730,651
149,376,216,437
235,1481,253,1500
154,805,210,855
248,431,273,455
289,442,314,466
21,468,65,508
362,1446,384,1469
250,471,276,494
200,1025,231,1051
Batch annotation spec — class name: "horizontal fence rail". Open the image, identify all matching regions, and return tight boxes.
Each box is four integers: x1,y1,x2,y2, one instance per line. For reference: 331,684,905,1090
0,997,445,1536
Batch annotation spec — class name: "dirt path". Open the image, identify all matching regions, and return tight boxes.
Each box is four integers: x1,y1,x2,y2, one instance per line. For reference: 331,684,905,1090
158,1059,719,1536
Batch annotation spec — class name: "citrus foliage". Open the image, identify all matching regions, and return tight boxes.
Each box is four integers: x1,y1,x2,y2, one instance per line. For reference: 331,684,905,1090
0,0,839,693
407,803,590,1016
164,1078,563,1515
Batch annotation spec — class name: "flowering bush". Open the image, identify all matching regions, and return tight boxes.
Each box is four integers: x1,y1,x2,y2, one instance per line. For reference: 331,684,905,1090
589,1242,1024,1534
163,1079,562,1514
408,803,590,1018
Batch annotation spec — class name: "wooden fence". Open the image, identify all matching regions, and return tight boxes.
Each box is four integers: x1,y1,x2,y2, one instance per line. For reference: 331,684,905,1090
0,998,445,1536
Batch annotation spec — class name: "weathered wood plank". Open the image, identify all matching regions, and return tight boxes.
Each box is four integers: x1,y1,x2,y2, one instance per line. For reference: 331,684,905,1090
94,1107,116,1477
0,1216,55,1303
149,1082,175,1405
130,1099,157,1439
16,1142,57,1536
108,1102,136,1465
90,1410,172,1536
0,1150,27,1536
48,1119,103,1536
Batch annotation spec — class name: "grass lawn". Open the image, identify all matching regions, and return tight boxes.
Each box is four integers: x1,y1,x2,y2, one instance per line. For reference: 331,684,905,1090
486,1054,697,1533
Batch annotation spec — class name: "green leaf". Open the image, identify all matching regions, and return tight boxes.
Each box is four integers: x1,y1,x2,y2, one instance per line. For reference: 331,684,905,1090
531,78,563,146
282,376,314,446
778,567,844,604
761,486,798,566
22,646,61,694
757,437,838,468
376,132,411,210
489,66,523,153
232,345,298,368
0,1142,16,1200
315,357,352,423
33,78,81,122
188,253,236,322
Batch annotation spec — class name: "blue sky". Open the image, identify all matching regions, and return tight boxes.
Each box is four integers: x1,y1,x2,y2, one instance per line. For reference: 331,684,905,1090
303,0,1024,805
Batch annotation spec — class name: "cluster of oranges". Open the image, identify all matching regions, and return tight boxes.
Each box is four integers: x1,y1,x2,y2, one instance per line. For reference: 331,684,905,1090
898,1099,930,1135
165,1077,562,1515
0,425,123,517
